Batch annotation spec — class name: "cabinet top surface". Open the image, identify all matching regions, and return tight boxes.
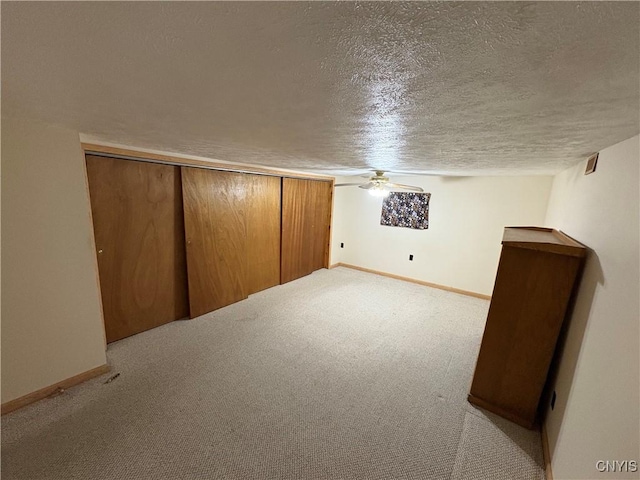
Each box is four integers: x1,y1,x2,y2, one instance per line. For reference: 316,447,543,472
502,227,586,256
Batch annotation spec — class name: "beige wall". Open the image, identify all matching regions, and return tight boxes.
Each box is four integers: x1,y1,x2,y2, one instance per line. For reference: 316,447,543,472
544,135,640,480
1,117,107,404
330,175,553,296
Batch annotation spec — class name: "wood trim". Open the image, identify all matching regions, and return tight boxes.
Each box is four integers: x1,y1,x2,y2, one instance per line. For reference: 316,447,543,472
541,422,554,480
1,364,111,415
81,152,108,350
333,263,492,300
81,143,334,182
467,394,535,429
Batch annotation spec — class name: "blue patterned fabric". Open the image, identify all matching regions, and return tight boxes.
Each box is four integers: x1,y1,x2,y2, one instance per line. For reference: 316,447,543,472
380,192,431,230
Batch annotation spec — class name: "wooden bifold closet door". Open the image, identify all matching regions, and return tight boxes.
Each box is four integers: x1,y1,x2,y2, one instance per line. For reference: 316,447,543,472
281,178,332,284
246,175,281,295
181,168,282,318
85,155,189,343
88,153,323,337
181,168,248,318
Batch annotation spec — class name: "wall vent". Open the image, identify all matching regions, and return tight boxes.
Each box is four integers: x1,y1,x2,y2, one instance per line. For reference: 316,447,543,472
585,153,599,175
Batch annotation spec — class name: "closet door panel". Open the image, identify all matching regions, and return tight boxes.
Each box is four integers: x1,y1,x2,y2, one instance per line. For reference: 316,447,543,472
85,155,189,343
310,180,332,272
281,178,332,284
281,178,312,283
182,167,248,318
246,175,281,294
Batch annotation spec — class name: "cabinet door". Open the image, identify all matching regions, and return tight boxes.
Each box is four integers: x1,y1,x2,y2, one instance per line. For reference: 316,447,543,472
181,167,248,318
281,178,332,284
246,175,281,294
86,155,189,343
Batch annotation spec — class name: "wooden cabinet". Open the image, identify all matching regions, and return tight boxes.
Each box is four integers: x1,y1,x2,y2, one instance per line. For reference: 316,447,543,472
468,227,586,429
281,178,332,284
85,156,189,342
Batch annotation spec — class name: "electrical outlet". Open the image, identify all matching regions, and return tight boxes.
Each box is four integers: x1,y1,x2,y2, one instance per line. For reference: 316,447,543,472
551,391,557,410
340,242,344,248
409,254,414,261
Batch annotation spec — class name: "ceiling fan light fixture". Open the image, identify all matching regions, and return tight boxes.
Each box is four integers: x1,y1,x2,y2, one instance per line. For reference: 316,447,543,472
369,185,390,197
335,171,422,195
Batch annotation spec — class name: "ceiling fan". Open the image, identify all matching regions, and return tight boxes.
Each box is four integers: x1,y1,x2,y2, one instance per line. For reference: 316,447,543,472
335,170,424,197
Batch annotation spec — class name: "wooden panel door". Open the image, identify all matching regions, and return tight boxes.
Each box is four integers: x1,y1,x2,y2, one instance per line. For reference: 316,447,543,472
310,180,333,271
281,178,332,284
246,175,281,294
85,155,189,343
182,167,248,318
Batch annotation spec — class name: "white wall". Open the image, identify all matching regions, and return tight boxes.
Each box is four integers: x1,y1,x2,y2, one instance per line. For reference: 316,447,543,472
1,117,107,404
544,135,639,480
331,175,553,296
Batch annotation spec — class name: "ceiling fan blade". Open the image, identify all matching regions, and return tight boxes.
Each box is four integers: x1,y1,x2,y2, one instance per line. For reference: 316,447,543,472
358,183,375,190
335,183,365,187
385,182,425,192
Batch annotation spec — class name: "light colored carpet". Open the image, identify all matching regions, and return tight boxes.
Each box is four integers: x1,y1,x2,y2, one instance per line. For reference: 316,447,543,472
1,267,545,480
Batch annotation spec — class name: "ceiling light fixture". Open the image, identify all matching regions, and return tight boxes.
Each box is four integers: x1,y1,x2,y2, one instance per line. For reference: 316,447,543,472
368,184,390,197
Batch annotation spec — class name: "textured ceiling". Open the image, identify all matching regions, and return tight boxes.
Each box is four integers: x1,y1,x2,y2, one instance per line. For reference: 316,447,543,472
2,2,639,176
